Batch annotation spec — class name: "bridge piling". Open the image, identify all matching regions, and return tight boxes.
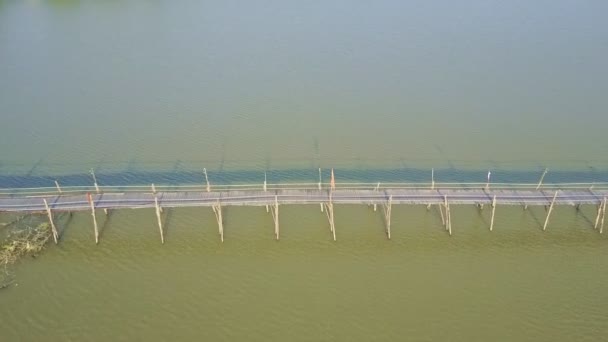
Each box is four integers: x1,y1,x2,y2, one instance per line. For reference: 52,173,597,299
373,182,380,212
594,198,605,230
87,193,99,244
536,168,549,190
443,195,448,231
213,202,224,242
437,201,445,226
270,195,279,240
382,195,392,239
203,168,210,192
600,197,606,234
543,191,559,231
90,169,107,215
490,195,497,231
54,180,62,194
323,192,336,241
446,198,452,236
485,171,491,191
42,199,58,244
154,196,164,244
318,168,322,190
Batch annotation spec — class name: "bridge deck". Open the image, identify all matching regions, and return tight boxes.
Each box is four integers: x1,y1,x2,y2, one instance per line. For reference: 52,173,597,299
1,188,606,213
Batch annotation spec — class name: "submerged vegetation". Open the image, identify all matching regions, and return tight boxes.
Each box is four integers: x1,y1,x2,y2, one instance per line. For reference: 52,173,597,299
0,219,53,289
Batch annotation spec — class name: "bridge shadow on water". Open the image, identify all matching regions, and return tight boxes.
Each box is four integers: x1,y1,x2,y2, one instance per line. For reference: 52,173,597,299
1,166,608,188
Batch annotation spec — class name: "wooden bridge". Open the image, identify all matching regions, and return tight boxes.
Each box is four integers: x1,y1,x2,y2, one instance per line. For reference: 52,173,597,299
1,169,607,244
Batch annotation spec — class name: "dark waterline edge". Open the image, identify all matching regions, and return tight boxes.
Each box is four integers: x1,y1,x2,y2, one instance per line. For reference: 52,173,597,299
1,166,608,188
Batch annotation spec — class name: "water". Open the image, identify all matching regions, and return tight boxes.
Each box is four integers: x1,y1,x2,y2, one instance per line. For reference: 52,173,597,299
1,1,608,340
1,206,607,341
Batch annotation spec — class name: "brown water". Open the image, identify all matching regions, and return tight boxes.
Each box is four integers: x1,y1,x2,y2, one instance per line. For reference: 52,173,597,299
1,1,608,341
1,206,608,341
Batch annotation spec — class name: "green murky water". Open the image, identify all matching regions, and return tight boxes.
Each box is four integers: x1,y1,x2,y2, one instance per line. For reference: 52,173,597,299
1,1,608,341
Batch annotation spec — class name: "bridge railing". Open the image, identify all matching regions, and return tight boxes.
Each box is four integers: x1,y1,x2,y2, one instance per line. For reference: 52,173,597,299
1,181,608,197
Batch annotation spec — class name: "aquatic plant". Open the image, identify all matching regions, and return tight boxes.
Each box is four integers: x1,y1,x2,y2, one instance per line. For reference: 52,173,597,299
0,222,52,289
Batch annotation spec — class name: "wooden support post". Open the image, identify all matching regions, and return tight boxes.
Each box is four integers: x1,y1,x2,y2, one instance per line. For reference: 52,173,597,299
91,169,101,195
431,168,435,190
87,193,99,244
320,203,324,212
318,168,322,190
490,195,497,231
426,203,432,211
270,195,279,240
275,196,279,240
446,199,452,236
485,171,491,191
89,169,107,215
329,202,336,241
154,196,164,244
443,195,449,230
543,190,559,231
42,199,58,244
448,206,452,236
203,168,210,192
213,202,224,242
330,168,336,191
90,169,100,192
594,203,601,229
151,184,159,213
323,192,336,241
594,199,605,230
600,198,606,234
373,182,380,211
536,168,549,190
54,180,62,194
94,183,103,216
263,173,267,192
382,195,392,239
